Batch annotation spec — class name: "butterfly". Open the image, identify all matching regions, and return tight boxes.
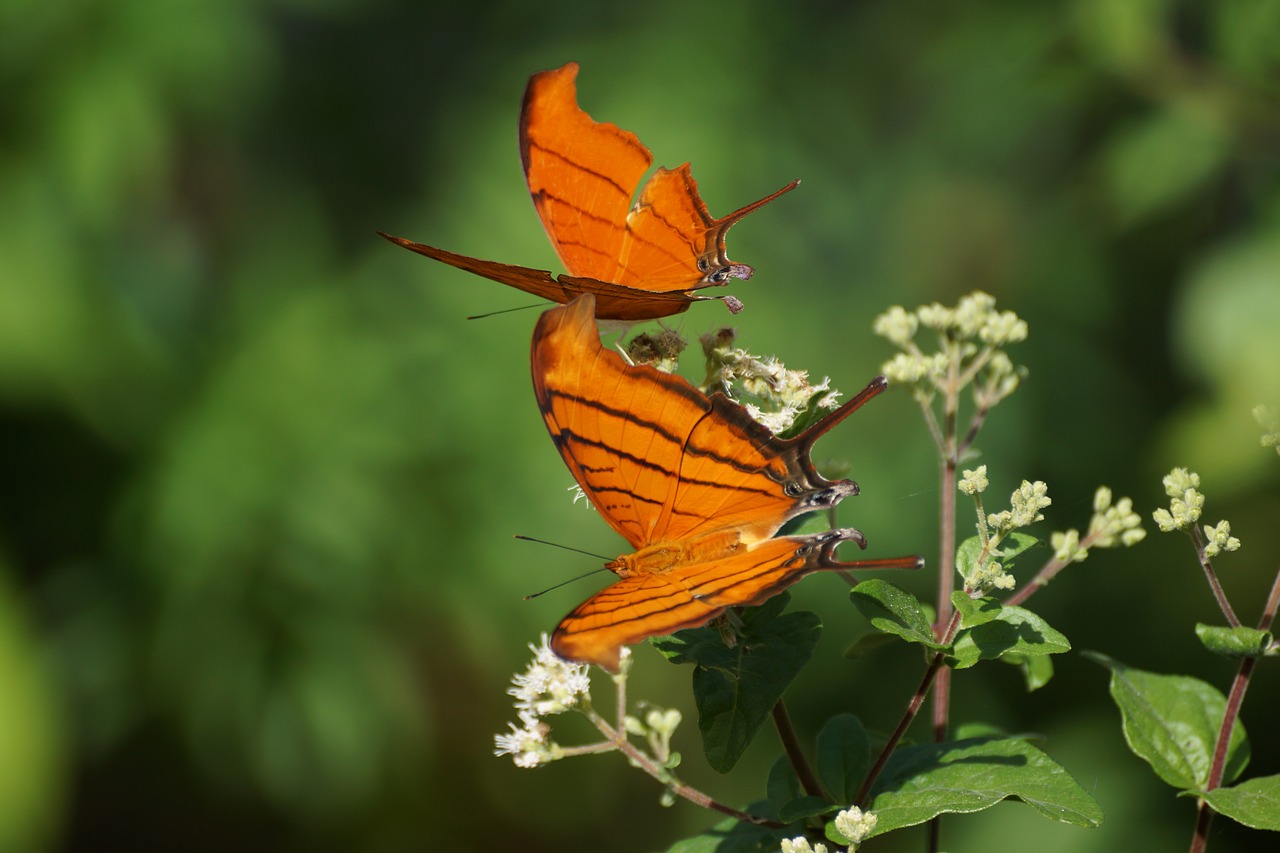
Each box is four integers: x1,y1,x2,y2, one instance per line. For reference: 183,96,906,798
380,61,797,322
532,294,922,671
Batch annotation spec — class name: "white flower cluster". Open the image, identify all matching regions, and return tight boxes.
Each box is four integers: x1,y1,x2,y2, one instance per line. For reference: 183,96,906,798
874,291,1026,397
700,328,840,435
958,465,989,496
1052,486,1147,564
1151,468,1241,558
493,635,592,768
779,806,878,853
833,805,878,847
1202,519,1241,558
1152,468,1205,532
986,480,1051,533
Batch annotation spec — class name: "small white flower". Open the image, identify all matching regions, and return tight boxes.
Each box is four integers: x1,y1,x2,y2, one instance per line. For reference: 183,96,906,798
1203,520,1241,557
1087,489,1145,548
780,838,827,853
968,557,1016,592
873,305,919,347
1008,480,1051,527
493,710,551,768
917,302,954,331
979,310,1028,345
833,805,878,847
1051,529,1089,564
1162,468,1201,499
959,465,989,496
508,634,592,716
953,291,997,338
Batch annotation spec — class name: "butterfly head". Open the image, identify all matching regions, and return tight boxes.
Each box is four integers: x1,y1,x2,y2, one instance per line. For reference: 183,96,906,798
789,478,859,514
696,251,754,285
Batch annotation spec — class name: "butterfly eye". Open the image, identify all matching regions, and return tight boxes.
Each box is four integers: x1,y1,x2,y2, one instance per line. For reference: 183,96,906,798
696,257,711,272
784,481,803,498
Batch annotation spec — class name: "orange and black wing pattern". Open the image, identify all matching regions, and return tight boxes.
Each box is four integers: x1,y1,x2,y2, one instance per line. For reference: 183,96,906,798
381,62,795,322
521,62,796,291
531,295,921,670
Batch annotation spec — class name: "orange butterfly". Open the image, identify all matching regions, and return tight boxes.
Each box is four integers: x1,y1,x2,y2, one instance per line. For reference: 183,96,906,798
380,61,797,322
533,294,922,671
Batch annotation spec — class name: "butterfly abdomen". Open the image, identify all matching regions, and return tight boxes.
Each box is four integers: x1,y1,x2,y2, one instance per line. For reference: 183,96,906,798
610,529,745,578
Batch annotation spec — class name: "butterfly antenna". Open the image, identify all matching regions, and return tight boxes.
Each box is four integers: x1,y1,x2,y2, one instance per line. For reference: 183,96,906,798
522,567,613,601
513,535,615,600
466,302,546,320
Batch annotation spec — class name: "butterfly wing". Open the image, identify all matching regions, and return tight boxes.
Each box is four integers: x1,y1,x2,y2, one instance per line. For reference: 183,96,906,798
552,528,921,671
532,294,881,549
377,231,739,321
521,62,798,292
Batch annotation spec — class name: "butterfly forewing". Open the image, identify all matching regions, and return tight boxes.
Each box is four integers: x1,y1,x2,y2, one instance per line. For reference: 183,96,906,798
532,296,847,548
533,300,716,548
521,61,652,284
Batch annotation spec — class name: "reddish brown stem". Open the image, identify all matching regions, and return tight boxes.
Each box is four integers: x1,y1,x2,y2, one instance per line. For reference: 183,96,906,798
1190,526,1242,627
856,611,964,807
1188,565,1280,853
773,700,829,801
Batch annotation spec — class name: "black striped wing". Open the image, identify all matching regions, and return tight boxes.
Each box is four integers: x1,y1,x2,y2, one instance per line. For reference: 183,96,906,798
530,294,855,550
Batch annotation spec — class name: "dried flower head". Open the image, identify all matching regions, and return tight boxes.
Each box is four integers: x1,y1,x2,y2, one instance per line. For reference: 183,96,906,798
700,327,840,435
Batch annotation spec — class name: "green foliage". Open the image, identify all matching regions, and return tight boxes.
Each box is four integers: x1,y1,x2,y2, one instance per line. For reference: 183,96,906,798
1195,624,1273,659
815,714,871,805
948,603,1071,670
848,580,943,649
654,594,821,772
1200,774,1280,831
5,0,1280,850
864,736,1104,834
1086,652,1250,791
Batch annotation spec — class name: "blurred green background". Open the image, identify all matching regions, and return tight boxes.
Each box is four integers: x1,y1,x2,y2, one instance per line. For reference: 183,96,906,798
3,0,1279,850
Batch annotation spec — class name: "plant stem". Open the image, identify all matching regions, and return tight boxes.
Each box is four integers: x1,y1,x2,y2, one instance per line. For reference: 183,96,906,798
856,610,964,807
1189,564,1280,853
1190,526,1242,627
768,696,829,799
582,707,783,828
1003,528,1104,609
773,699,829,800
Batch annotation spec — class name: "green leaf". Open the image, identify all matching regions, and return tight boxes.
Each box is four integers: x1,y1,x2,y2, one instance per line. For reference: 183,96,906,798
766,756,803,816
816,713,870,804
1004,651,1055,691
955,536,986,581
956,533,1040,583
948,605,1070,669
866,736,1103,834
654,594,822,772
1195,624,1272,659
952,592,1003,628
849,580,943,649
1084,652,1250,790
997,531,1041,561
1200,774,1280,831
